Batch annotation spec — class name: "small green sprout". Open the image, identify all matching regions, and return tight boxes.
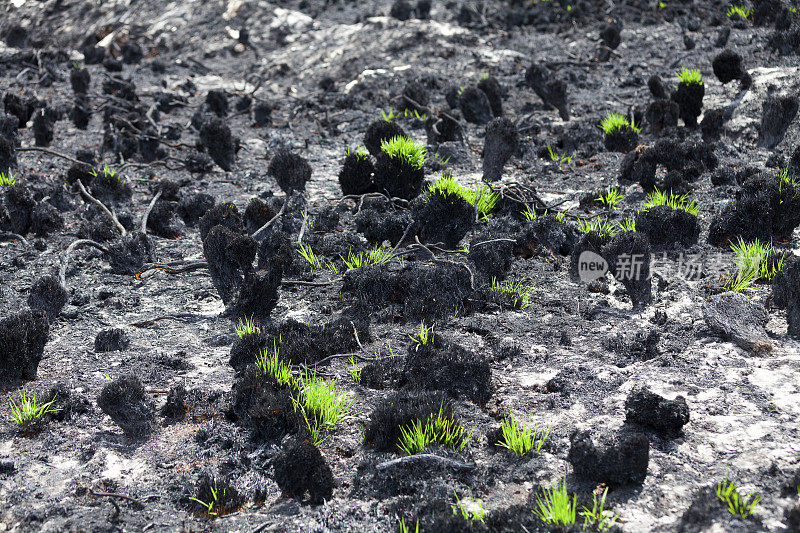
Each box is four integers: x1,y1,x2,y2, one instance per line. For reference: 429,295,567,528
398,518,420,533
255,340,294,387
0,171,18,187
547,145,575,165
599,113,641,135
345,146,370,160
596,188,623,210
293,369,355,445
577,218,618,238
532,479,577,526
348,355,361,384
430,151,451,166
496,414,550,456
409,319,435,348
397,404,472,455
340,245,394,270
731,237,784,282
89,164,125,184
677,68,704,86
715,478,761,519
427,174,500,217
725,268,758,294
580,488,620,531
452,490,486,523
490,277,534,310
235,316,261,338
189,478,230,518
382,107,398,122
9,389,59,430
726,5,753,18
642,187,700,215
297,243,337,273
617,217,636,233
380,136,427,170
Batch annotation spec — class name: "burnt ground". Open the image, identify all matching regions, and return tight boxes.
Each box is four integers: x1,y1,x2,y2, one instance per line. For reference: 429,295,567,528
1,0,800,531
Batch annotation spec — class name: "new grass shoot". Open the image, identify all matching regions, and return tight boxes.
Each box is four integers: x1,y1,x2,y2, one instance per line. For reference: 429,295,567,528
9,389,59,429
596,188,623,210
452,490,486,523
730,237,784,282
642,187,700,215
715,478,761,519
255,340,294,387
297,243,337,273
532,479,577,526
340,245,394,270
381,136,427,170
408,319,435,348
397,404,473,455
677,68,704,86
236,316,261,338
490,277,534,310
496,413,550,456
726,5,753,18
547,145,575,165
427,173,500,217
0,171,18,187
577,218,618,238
293,369,355,445
348,355,361,384
599,113,641,135
189,478,229,518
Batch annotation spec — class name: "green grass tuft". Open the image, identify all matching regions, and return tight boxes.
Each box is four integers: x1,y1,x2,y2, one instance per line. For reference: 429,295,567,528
409,319,435,348
642,187,700,215
236,316,261,338
677,68,704,85
397,404,473,455
255,340,294,387
715,478,760,519
599,113,640,135
345,146,370,160
452,490,486,523
9,389,59,430
398,517,419,533
617,217,636,233
596,188,624,210
490,278,535,310
348,355,361,384
381,136,427,170
427,174,500,217
293,369,355,445
547,145,575,165
730,237,784,282
580,488,620,530
496,414,550,456
297,243,338,273
726,5,753,18
0,171,18,187
532,479,577,526
340,245,394,270
577,218,618,238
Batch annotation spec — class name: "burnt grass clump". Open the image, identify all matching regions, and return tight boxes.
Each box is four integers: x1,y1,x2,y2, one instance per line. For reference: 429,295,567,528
363,391,451,452
273,439,335,504
602,231,653,309
97,375,155,438
708,172,800,245
620,138,717,192
372,149,425,201
229,366,307,442
268,149,312,193
635,204,700,250
625,385,690,435
338,149,375,196
412,186,475,248
403,335,493,405
773,255,800,338
0,309,49,380
94,327,130,352
525,63,570,120
364,119,406,157
199,115,236,171
343,261,472,320
26,274,67,321
568,428,650,485
482,117,518,181
354,196,412,245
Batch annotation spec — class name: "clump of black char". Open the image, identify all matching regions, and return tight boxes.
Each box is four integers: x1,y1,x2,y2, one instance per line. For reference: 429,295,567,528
27,275,67,322
619,138,717,193
268,148,312,194
97,375,155,438
773,255,800,338
354,196,413,246
635,204,699,250
482,117,518,181
363,391,451,451
229,366,307,442
708,172,800,245
273,439,334,504
412,185,475,248
338,149,375,196
342,261,472,320
625,385,690,435
602,231,652,309
403,334,493,405
525,63,570,120
364,119,406,157
568,428,650,485
94,327,130,352
199,115,236,171
516,213,577,258
0,309,49,381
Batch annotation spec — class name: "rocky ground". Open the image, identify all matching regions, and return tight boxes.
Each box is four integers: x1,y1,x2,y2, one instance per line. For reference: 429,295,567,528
1,0,800,531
